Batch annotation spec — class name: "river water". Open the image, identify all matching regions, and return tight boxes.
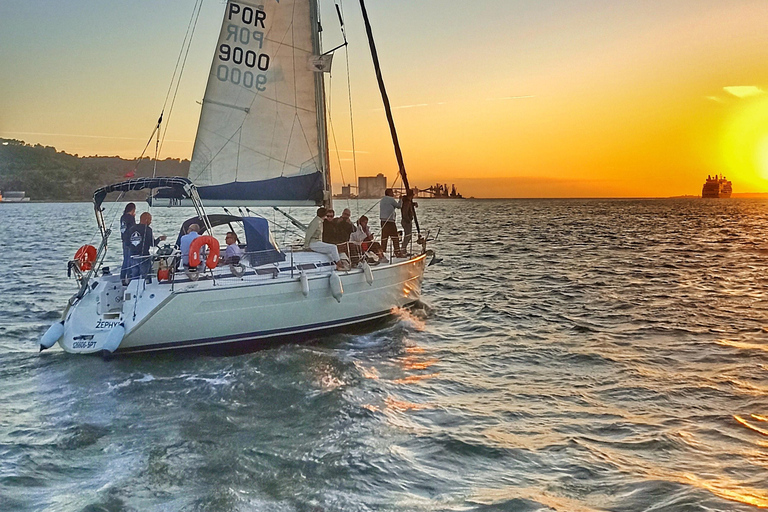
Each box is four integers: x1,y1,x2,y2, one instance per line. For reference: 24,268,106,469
1,198,767,511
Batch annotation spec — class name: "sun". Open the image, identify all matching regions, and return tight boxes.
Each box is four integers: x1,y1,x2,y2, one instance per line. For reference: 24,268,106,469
721,95,768,188
757,134,768,181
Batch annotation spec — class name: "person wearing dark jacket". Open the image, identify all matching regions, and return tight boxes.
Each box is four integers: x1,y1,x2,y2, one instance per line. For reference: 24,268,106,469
119,203,136,284
401,190,418,254
322,208,338,244
126,212,166,282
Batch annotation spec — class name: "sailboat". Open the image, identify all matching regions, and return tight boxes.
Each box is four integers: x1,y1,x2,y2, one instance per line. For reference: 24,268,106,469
40,0,430,356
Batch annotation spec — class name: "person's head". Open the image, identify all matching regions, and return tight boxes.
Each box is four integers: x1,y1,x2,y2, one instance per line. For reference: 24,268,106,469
139,212,152,225
124,202,136,215
225,232,237,245
385,188,393,197
188,223,200,234
358,215,368,227
317,207,326,218
325,209,335,220
341,208,351,221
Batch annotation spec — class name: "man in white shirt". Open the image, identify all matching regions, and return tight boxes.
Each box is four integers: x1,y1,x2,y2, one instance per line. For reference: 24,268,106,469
379,188,402,256
222,231,244,264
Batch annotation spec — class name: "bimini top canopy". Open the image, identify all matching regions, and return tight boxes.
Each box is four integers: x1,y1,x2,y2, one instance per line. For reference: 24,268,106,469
175,214,242,246
93,177,193,210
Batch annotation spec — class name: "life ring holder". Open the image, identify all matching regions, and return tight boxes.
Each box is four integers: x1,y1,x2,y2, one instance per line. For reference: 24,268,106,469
188,236,220,270
230,263,246,278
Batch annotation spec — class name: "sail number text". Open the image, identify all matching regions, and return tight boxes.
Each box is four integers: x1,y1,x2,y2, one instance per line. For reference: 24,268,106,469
215,3,271,91
217,45,269,91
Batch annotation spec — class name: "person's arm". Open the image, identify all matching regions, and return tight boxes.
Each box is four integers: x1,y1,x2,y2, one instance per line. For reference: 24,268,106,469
304,218,317,248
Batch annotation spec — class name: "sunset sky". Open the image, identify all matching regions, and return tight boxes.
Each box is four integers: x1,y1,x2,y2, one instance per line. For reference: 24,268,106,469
2,0,768,197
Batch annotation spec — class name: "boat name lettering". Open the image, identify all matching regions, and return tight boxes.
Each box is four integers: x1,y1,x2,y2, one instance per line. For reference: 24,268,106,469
95,320,120,329
227,3,266,28
226,24,264,49
72,340,97,350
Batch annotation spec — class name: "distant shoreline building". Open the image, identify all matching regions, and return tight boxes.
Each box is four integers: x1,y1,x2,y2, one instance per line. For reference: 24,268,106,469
333,174,464,200
358,173,387,199
0,190,30,202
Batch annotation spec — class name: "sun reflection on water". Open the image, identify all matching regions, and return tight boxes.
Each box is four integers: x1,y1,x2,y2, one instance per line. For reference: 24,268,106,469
734,414,768,437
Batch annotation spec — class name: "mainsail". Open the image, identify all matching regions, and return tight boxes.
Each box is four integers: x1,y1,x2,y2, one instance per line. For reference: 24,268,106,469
188,0,329,206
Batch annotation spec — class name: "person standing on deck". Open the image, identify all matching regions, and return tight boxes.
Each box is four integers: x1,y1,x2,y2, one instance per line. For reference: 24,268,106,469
127,212,166,282
379,188,402,257
401,190,417,254
119,203,136,285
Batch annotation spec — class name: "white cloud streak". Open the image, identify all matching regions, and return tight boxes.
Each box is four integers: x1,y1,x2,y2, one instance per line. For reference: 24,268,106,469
723,86,764,98
486,95,536,101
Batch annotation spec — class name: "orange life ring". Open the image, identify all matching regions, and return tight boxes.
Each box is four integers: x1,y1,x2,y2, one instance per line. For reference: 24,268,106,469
188,236,220,269
74,244,97,271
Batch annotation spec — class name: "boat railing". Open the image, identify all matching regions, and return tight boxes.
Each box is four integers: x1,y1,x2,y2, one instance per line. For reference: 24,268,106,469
123,246,323,287
117,233,432,290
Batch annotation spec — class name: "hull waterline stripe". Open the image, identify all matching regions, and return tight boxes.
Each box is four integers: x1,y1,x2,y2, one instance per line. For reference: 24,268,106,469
117,302,418,354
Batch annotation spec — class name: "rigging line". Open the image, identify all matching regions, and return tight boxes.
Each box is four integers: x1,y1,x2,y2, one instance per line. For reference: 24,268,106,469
291,0,299,114
158,0,205,156
187,127,242,182
150,121,162,213
130,0,200,176
358,0,420,235
292,97,324,178
359,198,382,220
161,0,203,115
279,115,299,177
339,0,360,215
90,190,127,249
326,74,348,191
133,114,162,172
152,118,161,180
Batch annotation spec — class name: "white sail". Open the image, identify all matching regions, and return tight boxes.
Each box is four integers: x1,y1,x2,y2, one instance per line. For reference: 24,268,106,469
188,0,328,206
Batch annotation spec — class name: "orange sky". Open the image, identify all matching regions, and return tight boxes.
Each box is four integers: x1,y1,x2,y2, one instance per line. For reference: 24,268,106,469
2,0,768,197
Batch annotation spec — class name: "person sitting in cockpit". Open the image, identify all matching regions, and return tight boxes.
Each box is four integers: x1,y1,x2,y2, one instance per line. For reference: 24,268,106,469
304,207,344,271
222,231,244,265
179,224,201,268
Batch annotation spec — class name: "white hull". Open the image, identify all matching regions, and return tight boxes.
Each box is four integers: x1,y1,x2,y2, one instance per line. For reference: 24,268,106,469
57,253,426,355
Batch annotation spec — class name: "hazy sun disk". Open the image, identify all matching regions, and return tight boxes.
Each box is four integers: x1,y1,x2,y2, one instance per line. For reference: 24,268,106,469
721,94,768,187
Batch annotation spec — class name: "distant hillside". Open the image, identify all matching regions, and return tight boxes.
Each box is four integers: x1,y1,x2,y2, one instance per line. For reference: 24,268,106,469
0,139,189,201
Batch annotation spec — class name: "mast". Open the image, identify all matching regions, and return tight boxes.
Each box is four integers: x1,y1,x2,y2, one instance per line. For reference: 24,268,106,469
311,0,332,209
358,0,418,232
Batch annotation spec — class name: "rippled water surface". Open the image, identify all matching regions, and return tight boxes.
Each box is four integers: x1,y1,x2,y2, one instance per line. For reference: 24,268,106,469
2,198,768,511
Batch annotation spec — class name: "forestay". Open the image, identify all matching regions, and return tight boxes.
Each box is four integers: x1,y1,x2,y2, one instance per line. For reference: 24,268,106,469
189,0,329,206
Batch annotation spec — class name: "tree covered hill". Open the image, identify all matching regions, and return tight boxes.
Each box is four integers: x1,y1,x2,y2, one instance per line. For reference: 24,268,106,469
0,139,190,201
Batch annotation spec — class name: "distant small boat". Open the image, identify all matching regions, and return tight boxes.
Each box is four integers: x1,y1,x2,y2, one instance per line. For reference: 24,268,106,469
0,191,30,202
702,175,732,198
